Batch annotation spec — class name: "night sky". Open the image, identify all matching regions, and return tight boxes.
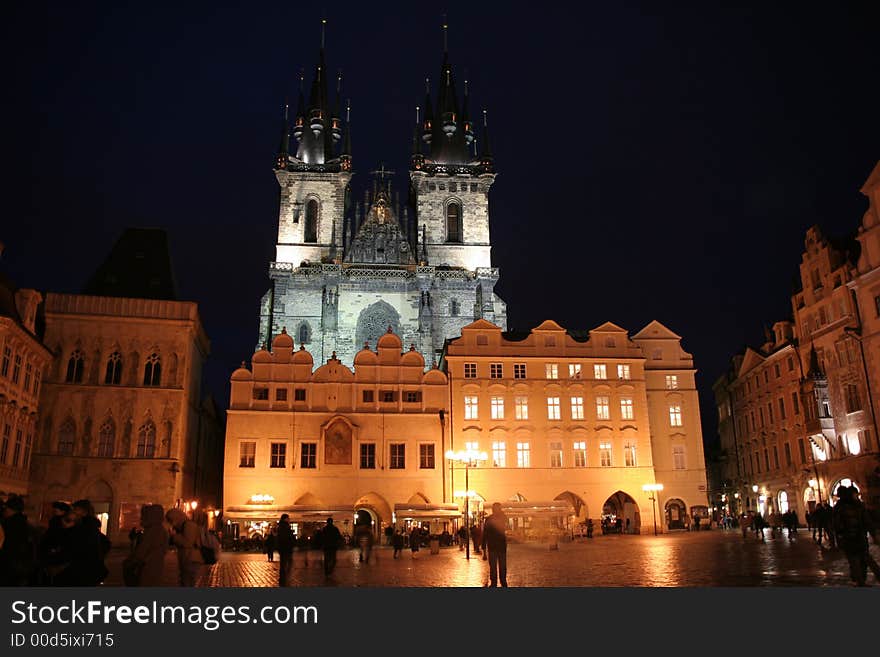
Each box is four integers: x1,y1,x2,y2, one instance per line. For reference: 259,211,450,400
6,2,880,448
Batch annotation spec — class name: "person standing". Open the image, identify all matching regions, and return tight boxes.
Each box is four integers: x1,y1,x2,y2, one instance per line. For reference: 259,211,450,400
276,514,294,586
321,517,342,576
165,508,203,587
265,529,276,562
832,485,879,586
392,528,404,558
0,496,35,585
409,525,421,558
129,504,167,586
471,522,483,555
481,502,508,587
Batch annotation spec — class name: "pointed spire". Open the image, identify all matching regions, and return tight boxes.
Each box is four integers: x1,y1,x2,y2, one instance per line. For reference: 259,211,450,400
276,99,290,169
340,98,352,171
462,76,474,145
293,69,306,142
331,70,343,143
479,108,494,170
422,78,433,144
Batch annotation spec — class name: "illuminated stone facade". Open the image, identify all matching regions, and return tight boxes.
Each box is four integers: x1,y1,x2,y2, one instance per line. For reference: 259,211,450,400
0,272,51,497
257,44,506,368
28,292,213,541
714,160,880,518
222,329,453,540
442,319,709,535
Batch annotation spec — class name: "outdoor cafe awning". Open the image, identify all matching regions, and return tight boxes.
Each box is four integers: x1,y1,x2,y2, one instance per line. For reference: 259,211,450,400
224,504,356,523
494,501,576,517
393,503,462,520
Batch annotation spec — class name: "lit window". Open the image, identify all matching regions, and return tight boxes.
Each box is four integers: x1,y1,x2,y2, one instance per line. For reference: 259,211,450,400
594,364,607,380
624,442,636,467
491,441,506,467
464,363,477,379
514,396,529,420
464,440,480,453
547,397,561,420
490,363,503,379
490,396,505,419
620,397,634,420
545,363,558,379
569,363,581,378
599,442,612,467
570,396,584,420
270,443,287,468
617,364,630,380
573,441,587,467
420,444,435,469
238,442,255,471
673,445,685,470
596,396,610,420
669,404,683,427
665,375,678,389
464,396,479,420
301,442,317,468
514,363,526,379
516,442,531,468
550,442,563,468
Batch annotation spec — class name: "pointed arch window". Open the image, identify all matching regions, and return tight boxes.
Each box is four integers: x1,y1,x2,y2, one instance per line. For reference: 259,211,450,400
104,352,123,385
66,350,85,383
136,420,156,458
98,419,115,457
58,418,76,455
143,353,161,387
449,299,460,316
297,322,311,345
446,201,462,243
304,199,319,243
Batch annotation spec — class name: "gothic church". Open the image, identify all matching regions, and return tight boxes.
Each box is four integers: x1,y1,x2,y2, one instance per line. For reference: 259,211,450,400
257,32,507,366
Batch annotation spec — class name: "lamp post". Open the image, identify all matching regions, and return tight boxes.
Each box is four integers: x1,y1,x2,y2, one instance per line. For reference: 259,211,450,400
642,483,663,535
446,448,487,559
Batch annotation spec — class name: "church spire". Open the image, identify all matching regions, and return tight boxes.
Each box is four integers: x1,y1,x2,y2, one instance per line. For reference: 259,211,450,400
479,109,493,170
292,70,306,142
275,99,289,170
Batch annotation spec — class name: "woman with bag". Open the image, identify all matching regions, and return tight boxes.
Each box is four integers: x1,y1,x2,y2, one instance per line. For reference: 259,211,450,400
125,504,167,586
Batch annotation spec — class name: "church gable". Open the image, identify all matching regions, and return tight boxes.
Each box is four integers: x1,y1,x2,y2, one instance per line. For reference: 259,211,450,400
344,187,414,265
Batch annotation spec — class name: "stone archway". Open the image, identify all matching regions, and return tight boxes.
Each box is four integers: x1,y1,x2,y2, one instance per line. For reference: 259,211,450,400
355,491,393,541
665,498,687,530
601,490,641,534
83,479,114,535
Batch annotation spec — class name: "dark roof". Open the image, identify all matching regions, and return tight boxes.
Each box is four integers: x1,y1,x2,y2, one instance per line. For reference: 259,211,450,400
0,270,22,323
82,228,178,300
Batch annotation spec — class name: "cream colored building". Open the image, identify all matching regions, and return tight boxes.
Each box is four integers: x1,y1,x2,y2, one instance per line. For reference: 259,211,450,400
441,319,708,536
28,291,212,541
222,329,453,541
0,267,52,498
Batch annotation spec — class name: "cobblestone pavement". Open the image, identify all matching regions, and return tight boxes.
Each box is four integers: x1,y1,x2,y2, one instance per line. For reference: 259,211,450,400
102,529,880,587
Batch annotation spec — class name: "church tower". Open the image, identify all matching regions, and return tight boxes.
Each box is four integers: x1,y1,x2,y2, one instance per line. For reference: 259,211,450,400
257,22,506,366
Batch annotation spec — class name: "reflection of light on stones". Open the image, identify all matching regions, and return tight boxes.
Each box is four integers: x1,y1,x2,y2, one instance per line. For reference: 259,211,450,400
643,541,680,587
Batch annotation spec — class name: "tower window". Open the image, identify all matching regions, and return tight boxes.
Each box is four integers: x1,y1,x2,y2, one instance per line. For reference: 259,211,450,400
446,202,462,243
304,199,318,243
450,299,460,316
297,322,311,345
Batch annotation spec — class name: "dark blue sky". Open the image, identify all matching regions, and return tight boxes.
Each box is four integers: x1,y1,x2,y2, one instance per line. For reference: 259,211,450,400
5,2,880,445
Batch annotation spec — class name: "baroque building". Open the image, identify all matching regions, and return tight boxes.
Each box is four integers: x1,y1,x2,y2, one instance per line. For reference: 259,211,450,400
442,319,708,536
27,229,223,541
257,35,506,367
222,328,454,540
0,244,52,498
712,160,880,520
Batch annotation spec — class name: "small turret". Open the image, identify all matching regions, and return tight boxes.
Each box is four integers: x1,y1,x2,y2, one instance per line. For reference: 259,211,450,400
276,100,290,170
422,78,433,145
331,72,343,143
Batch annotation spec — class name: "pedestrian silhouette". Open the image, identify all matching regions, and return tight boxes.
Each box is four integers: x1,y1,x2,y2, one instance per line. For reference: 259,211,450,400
481,502,509,587
832,485,880,586
322,517,342,576
276,514,294,586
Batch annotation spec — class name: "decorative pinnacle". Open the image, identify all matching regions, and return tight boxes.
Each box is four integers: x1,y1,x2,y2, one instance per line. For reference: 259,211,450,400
483,109,488,126
346,99,351,122
321,18,326,48
425,77,430,93
337,70,342,93
416,105,420,123
442,15,448,52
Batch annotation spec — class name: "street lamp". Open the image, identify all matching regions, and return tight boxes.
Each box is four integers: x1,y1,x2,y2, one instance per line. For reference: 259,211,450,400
642,483,663,535
446,448,488,559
